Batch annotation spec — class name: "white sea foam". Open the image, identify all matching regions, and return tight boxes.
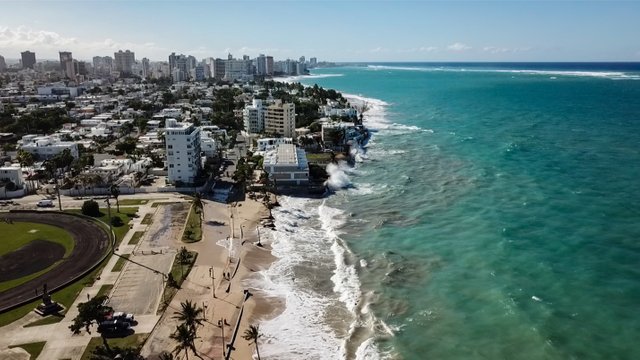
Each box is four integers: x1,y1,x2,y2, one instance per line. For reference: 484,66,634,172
326,161,353,190
366,64,640,80
275,73,344,83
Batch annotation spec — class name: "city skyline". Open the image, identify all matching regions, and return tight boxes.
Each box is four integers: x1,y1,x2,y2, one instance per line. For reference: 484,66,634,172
1,1,639,62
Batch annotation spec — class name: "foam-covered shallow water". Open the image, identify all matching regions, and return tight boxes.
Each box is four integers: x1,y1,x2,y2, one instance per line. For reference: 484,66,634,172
255,63,640,360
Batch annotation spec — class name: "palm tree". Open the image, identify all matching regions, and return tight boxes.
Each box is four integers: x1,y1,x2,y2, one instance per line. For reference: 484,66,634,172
177,247,191,278
172,300,205,334
192,192,204,220
170,323,197,360
109,183,120,212
158,352,175,360
242,324,262,360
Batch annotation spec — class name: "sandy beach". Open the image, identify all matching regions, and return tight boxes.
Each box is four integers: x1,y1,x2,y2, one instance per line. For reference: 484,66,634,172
142,195,278,360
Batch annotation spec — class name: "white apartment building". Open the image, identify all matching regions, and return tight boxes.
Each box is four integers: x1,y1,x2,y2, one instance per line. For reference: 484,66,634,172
20,135,79,160
243,99,265,134
263,143,309,186
265,100,296,138
114,50,135,74
165,119,201,185
200,130,219,158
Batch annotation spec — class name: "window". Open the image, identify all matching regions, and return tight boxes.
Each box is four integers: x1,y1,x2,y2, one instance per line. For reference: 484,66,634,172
169,164,174,168
168,145,173,149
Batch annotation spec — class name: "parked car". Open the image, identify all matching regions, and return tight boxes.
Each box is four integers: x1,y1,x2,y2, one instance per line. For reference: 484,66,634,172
97,320,130,333
36,199,54,207
111,311,135,324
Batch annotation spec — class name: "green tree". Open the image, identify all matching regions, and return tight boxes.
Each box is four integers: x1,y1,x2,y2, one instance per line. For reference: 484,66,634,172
109,183,120,212
169,323,198,360
82,199,101,217
242,324,263,360
192,192,204,220
69,295,112,352
177,247,191,278
172,300,205,334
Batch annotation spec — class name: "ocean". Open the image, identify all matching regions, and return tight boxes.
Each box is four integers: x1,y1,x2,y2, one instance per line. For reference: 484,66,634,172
250,63,640,359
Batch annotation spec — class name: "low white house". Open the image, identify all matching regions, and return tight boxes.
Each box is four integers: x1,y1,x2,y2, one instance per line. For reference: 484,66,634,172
20,135,79,160
256,137,293,152
263,143,309,186
0,164,25,189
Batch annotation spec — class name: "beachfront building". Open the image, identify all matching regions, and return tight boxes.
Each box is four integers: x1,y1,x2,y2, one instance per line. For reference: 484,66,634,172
263,143,309,186
265,100,295,138
165,119,201,185
20,135,79,160
243,99,265,134
256,137,293,152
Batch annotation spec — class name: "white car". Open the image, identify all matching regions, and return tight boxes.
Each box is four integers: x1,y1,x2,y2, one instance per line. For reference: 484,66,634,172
112,311,135,324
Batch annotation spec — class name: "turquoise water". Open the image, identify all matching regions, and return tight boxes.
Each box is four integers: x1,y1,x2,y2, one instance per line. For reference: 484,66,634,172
294,64,640,359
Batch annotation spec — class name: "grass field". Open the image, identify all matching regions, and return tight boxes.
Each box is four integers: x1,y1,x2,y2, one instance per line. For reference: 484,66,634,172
141,213,153,225
159,251,197,313
66,207,138,246
128,231,145,245
81,333,148,360
0,222,75,257
0,222,76,292
6,259,111,328
9,341,46,359
181,204,202,243
112,255,130,272
118,198,164,206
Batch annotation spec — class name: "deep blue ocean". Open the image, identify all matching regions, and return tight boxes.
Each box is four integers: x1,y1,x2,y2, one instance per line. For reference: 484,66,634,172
256,63,640,360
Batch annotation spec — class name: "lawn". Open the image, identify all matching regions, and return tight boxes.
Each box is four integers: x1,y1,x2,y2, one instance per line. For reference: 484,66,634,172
141,213,153,225
150,201,180,208
96,284,113,298
0,250,112,327
66,207,138,246
0,222,75,292
118,198,164,206
9,341,46,359
181,204,202,243
159,251,197,313
112,254,130,272
80,333,148,360
0,222,74,257
306,152,333,164
128,231,144,245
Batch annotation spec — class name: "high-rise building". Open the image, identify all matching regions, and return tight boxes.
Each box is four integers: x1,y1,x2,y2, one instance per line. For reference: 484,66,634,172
0,55,6,72
265,100,296,137
194,65,205,81
256,54,267,76
59,51,75,80
141,58,150,79
266,56,274,76
93,56,113,75
309,57,317,67
21,51,36,69
172,55,188,82
243,55,250,61
114,50,135,74
299,56,305,64
243,99,265,134
165,118,202,185
212,58,226,80
168,52,177,72
187,56,197,73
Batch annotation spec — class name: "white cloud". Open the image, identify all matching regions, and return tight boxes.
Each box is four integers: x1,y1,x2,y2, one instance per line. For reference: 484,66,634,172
483,46,532,54
0,26,78,48
419,46,439,52
447,42,472,52
369,46,389,53
0,25,167,59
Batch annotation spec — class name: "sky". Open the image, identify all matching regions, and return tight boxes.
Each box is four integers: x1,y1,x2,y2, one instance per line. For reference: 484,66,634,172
1,0,639,62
